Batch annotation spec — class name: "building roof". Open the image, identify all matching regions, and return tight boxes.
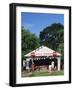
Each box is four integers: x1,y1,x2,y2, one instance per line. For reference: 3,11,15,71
25,46,61,57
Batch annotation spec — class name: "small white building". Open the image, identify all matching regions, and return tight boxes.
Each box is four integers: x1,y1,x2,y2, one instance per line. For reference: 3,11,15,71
25,45,62,71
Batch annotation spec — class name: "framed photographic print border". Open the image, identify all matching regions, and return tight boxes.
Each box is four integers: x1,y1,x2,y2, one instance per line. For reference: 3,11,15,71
9,3,71,87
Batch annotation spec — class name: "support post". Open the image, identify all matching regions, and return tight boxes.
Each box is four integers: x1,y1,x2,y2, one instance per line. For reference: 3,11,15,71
57,57,61,71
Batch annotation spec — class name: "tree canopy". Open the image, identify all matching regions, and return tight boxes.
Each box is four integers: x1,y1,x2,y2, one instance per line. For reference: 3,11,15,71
39,23,64,54
22,27,40,60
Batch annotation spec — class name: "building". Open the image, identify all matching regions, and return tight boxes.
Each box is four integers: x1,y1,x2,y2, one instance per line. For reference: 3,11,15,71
24,46,62,71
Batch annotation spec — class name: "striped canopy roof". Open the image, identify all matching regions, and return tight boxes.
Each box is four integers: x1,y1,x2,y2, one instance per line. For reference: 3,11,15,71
25,46,61,57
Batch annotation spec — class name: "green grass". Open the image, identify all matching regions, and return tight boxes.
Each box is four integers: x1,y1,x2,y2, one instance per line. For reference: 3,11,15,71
22,70,64,77
31,70,64,77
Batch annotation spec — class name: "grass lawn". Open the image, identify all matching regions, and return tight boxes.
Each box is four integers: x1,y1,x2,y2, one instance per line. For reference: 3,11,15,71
31,70,64,77
22,70,64,77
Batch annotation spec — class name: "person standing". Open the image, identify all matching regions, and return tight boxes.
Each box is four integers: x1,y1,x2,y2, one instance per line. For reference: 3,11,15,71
29,59,32,72
23,60,26,71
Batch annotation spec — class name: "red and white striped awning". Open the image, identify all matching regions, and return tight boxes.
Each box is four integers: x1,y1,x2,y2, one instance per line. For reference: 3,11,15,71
25,46,61,57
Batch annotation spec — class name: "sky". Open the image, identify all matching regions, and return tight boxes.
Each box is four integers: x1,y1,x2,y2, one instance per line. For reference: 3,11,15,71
21,12,64,37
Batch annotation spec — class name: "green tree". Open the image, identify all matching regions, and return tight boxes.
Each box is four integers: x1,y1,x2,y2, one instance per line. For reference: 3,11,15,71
39,23,64,53
22,27,40,60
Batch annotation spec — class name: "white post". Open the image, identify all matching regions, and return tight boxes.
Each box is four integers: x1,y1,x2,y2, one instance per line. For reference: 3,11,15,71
51,61,54,69
57,57,61,71
49,65,52,72
26,58,30,70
